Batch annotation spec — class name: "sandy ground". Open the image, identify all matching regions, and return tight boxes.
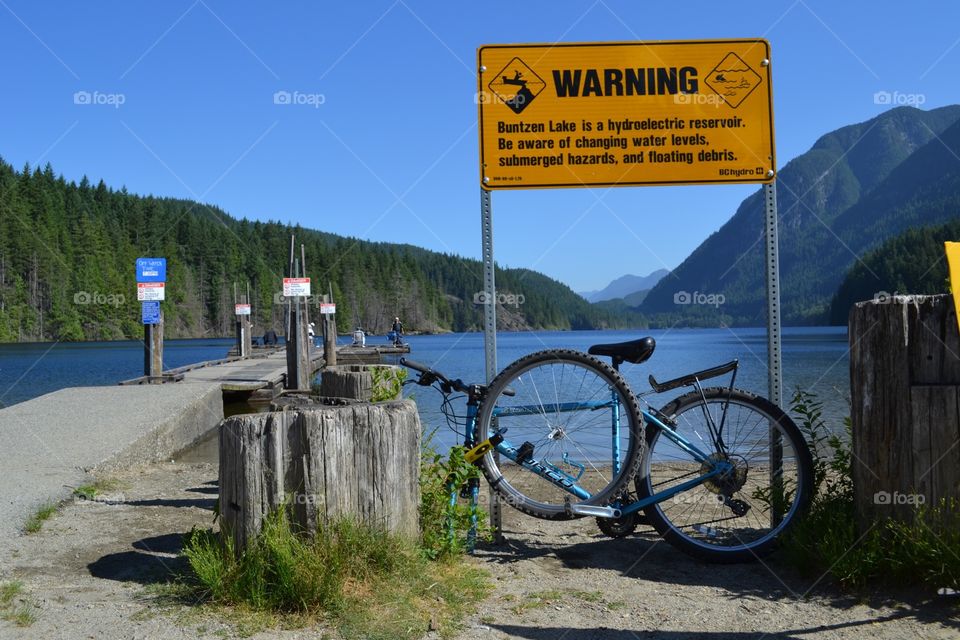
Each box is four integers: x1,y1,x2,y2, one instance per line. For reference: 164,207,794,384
0,457,957,640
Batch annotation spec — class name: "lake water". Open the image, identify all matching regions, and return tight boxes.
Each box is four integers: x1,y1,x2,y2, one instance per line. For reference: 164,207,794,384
395,327,850,449
0,327,850,450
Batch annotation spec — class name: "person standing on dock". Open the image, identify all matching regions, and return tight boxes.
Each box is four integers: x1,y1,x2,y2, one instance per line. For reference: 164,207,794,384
352,326,366,347
391,317,404,346
308,322,316,347
263,327,278,346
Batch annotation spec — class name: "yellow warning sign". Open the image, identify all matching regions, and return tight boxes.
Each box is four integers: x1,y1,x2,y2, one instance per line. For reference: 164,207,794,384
478,40,776,190
945,242,960,336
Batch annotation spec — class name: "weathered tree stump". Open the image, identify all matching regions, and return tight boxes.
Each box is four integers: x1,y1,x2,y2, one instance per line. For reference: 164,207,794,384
319,364,404,402
219,399,421,550
849,294,960,528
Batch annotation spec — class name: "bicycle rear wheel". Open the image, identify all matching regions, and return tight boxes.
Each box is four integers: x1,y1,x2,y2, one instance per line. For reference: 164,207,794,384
637,388,813,562
476,350,644,520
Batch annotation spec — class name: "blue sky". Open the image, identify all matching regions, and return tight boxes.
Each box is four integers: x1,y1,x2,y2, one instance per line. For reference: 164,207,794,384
2,1,958,292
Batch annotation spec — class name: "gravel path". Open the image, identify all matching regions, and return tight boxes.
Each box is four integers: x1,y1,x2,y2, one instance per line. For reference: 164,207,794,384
452,507,960,639
0,460,956,639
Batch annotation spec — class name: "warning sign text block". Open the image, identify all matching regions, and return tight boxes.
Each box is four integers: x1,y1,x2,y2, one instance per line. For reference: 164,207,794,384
478,40,776,189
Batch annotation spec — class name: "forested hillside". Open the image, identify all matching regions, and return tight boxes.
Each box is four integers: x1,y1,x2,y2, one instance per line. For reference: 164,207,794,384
639,105,960,324
0,159,636,342
828,219,959,323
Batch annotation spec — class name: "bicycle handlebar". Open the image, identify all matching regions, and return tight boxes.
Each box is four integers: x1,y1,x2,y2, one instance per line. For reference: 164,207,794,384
400,357,471,393
400,357,514,397
399,357,433,376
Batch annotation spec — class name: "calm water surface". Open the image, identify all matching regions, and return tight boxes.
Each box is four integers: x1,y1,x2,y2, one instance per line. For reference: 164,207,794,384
0,328,849,450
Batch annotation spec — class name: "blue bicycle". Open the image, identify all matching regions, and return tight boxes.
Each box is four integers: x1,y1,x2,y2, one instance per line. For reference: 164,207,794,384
402,336,813,563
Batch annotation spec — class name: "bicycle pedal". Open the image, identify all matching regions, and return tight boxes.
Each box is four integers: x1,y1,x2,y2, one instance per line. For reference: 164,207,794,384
724,497,749,517
516,441,535,464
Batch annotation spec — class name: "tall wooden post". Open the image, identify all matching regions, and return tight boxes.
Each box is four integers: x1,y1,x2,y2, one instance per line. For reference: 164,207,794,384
144,310,164,380
323,293,337,366
234,283,252,357
236,315,252,357
285,249,312,391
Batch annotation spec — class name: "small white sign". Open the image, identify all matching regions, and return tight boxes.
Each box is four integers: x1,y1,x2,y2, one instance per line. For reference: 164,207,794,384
320,302,336,315
137,282,165,301
235,303,251,316
283,277,311,297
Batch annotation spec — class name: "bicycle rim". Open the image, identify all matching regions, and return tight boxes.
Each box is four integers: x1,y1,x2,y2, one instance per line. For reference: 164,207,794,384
638,388,812,561
477,350,643,520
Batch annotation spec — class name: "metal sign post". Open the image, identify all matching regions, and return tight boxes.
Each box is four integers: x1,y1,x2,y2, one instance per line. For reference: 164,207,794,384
763,181,782,407
480,187,504,543
763,181,784,526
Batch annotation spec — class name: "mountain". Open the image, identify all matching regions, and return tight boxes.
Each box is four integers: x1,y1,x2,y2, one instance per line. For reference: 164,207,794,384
622,288,651,307
639,105,960,325
0,159,638,342
580,269,669,303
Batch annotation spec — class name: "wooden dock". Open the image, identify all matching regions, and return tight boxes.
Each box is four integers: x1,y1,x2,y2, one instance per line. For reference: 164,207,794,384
120,348,323,401
120,343,410,398
335,344,410,364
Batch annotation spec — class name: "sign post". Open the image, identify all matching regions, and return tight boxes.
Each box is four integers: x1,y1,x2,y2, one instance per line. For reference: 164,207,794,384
321,294,337,367
137,258,167,380
235,302,252,358
476,39,779,541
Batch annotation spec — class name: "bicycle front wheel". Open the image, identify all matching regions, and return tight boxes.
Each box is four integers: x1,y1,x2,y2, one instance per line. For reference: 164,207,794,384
637,388,813,562
476,350,644,520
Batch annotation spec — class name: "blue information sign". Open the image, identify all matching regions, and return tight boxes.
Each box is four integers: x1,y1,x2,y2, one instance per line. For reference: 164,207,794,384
136,257,167,282
142,301,161,325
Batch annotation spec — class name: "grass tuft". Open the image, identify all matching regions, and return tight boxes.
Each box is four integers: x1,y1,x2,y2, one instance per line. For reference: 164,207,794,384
0,581,37,627
785,388,960,590
174,510,488,638
73,477,124,501
24,503,58,534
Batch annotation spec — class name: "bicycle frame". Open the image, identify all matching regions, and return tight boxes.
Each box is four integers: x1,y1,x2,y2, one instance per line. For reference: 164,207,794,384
477,396,735,518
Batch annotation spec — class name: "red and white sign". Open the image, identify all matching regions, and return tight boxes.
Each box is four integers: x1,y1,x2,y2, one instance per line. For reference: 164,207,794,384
235,303,251,316
283,277,311,297
320,302,336,315
137,282,165,301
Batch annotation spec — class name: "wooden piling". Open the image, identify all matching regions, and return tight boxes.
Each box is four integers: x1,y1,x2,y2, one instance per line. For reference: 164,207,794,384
144,310,164,380
849,294,960,528
219,400,421,550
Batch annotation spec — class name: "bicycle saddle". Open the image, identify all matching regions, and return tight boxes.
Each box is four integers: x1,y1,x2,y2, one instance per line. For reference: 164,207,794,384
588,336,656,365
